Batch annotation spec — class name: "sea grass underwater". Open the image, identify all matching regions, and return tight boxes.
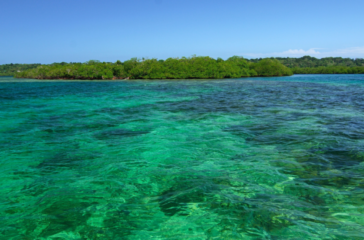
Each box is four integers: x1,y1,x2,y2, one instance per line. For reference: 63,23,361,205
1,74,364,239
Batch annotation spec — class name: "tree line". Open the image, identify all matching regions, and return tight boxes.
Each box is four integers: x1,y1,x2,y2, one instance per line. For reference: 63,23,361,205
6,55,364,79
291,66,364,74
14,57,293,80
247,56,364,74
0,63,41,76
248,55,364,68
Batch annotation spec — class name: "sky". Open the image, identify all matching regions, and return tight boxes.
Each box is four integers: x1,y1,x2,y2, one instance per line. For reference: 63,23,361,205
1,0,363,64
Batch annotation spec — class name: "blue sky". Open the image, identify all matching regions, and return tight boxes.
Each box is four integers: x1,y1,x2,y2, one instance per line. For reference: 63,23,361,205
1,0,363,64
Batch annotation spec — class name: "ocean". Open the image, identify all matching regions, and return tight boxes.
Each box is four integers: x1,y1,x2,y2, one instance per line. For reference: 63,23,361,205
1,75,364,239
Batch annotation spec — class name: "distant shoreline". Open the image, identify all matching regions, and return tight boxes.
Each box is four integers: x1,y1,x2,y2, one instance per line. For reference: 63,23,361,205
14,57,293,80
3,55,363,79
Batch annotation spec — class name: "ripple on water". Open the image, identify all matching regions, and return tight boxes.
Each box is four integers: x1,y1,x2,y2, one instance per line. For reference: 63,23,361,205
1,75,364,239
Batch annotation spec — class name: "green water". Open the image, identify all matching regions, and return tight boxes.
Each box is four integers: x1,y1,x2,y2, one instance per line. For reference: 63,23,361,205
1,75,364,239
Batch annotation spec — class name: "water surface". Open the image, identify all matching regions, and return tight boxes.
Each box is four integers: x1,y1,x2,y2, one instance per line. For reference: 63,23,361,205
1,75,364,239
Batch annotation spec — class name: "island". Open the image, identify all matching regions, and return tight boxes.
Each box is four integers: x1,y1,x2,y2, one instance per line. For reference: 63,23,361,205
5,55,364,80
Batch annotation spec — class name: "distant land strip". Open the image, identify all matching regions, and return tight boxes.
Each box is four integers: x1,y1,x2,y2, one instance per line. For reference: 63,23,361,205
0,56,363,79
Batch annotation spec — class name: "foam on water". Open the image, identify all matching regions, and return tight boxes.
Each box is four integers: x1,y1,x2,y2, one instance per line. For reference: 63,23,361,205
1,75,364,239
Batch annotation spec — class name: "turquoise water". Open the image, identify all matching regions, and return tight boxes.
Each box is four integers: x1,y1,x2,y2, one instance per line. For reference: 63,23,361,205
1,75,364,239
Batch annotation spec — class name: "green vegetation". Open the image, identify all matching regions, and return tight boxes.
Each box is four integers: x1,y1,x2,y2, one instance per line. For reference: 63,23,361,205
14,56,292,80
15,60,124,80
248,55,364,74
7,55,364,79
0,63,41,76
248,55,364,68
249,59,292,76
291,66,364,74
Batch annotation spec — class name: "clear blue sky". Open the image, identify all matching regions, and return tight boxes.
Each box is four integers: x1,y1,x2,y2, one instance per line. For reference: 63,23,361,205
1,0,363,64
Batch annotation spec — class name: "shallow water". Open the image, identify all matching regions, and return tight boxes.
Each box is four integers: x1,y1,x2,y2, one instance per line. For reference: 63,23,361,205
1,75,364,239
